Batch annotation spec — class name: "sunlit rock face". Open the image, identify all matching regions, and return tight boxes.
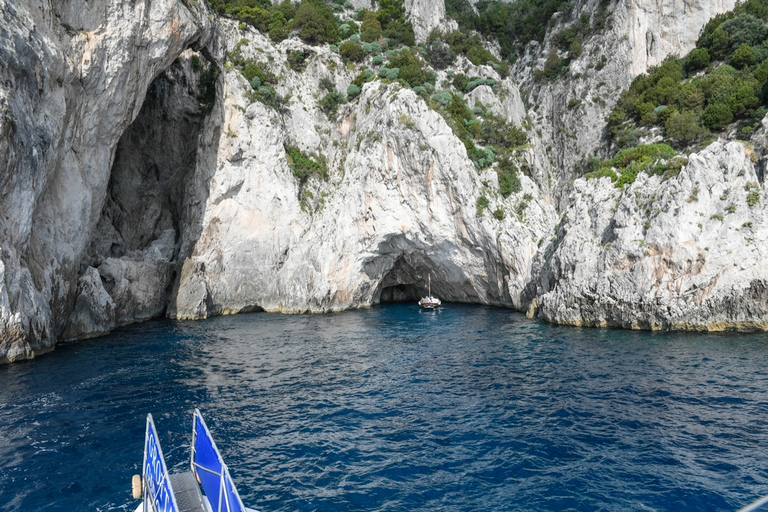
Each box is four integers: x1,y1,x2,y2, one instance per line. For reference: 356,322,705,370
531,141,768,331
167,27,555,319
1,0,766,364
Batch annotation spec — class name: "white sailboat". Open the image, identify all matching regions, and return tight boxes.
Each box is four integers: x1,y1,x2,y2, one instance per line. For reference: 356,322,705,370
418,274,441,309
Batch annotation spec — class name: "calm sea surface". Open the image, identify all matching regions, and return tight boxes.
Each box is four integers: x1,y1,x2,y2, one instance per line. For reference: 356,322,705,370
1,304,768,511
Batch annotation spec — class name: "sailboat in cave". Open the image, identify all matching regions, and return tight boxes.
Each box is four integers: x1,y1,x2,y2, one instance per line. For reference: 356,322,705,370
418,274,441,309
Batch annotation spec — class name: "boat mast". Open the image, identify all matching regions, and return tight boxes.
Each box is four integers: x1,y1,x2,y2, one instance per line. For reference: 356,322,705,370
428,274,431,297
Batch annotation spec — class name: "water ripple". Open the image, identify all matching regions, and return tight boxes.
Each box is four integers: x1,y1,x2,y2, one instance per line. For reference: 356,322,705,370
2,305,768,511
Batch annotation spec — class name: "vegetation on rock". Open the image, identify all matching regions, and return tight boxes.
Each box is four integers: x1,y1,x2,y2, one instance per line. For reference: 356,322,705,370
445,0,607,65
285,143,328,184
608,0,768,156
585,143,683,187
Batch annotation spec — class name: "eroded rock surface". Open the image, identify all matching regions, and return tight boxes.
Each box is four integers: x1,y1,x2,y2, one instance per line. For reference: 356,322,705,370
168,27,556,318
2,0,768,363
0,0,212,362
531,141,768,330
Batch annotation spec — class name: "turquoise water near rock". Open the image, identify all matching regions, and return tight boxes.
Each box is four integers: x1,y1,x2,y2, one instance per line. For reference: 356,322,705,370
1,304,768,511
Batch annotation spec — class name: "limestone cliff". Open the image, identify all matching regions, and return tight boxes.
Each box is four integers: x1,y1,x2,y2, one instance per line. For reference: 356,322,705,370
0,0,765,363
529,141,768,330
520,0,738,198
0,0,213,362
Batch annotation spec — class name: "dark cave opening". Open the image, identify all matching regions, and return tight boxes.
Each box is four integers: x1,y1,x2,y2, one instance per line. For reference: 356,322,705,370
62,50,220,339
375,253,439,304
88,52,214,263
379,283,425,303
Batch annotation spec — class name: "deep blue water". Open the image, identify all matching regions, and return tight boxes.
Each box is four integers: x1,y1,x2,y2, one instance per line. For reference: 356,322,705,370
2,304,768,511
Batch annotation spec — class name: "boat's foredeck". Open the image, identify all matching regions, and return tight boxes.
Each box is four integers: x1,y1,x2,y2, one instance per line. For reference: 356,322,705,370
168,472,208,512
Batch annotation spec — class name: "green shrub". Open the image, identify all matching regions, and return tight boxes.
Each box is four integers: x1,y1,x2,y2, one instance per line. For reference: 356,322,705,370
285,144,328,184
665,110,708,146
360,12,383,42
268,10,289,41
493,208,505,220
587,143,677,186
319,91,346,120
293,2,339,44
686,48,711,71
465,45,496,66
465,77,498,92
387,49,431,87
339,40,366,62
319,76,335,92
347,83,361,99
425,38,456,69
476,195,489,216
382,18,416,47
479,114,527,148
452,73,469,91
362,42,382,54
730,43,755,68
747,188,761,206
432,90,453,106
701,102,734,130
352,68,375,87
540,52,564,79
496,153,521,197
471,0,573,61
287,49,313,72
378,66,400,80
585,167,619,182
721,14,768,47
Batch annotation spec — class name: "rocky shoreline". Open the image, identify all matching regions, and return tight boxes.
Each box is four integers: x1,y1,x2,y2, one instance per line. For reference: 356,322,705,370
0,0,764,363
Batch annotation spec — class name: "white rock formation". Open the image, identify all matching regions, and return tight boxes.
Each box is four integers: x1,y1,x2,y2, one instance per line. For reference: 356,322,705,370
166,27,556,318
520,0,737,197
1,0,767,365
0,0,212,362
531,141,768,330
619,0,737,77
404,0,447,42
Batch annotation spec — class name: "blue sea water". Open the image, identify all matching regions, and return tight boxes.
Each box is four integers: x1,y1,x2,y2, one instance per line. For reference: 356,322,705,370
1,304,768,512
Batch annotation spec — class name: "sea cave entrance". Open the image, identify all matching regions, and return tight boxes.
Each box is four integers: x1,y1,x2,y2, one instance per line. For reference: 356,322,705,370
375,254,439,304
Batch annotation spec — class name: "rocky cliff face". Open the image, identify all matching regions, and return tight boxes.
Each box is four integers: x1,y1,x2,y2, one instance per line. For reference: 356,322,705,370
520,0,738,199
0,0,765,363
0,0,213,362
164,24,556,318
529,141,768,330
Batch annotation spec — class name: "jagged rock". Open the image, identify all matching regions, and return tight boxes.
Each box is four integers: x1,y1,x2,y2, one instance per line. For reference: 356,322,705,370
61,267,116,340
531,141,768,330
1,0,767,364
0,0,212,362
343,0,445,42
168,46,557,316
519,0,738,200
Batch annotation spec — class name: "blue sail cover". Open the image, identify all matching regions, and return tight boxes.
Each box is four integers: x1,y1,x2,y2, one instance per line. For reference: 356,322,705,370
143,414,180,512
192,410,247,512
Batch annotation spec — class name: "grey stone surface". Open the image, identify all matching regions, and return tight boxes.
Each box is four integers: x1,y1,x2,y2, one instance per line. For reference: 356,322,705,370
0,0,765,363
